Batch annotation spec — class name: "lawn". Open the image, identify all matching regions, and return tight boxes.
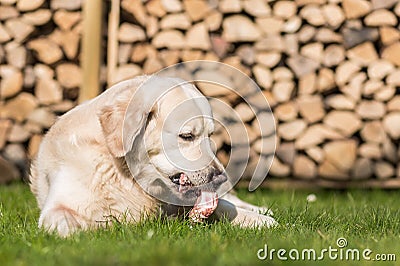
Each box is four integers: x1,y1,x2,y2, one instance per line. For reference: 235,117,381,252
0,182,399,266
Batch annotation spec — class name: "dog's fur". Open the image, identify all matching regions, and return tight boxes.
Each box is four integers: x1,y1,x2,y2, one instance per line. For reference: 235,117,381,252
30,76,276,237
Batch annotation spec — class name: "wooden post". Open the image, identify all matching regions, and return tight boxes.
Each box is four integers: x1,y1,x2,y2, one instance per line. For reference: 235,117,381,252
107,0,120,86
79,0,103,103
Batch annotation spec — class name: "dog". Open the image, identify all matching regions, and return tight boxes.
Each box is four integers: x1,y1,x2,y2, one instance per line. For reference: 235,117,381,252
30,75,276,237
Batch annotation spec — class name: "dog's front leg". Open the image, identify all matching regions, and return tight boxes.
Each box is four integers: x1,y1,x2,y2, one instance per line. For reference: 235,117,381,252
213,199,277,228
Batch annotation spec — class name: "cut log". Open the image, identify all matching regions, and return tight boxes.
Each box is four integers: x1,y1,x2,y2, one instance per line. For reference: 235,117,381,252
322,4,345,29
222,15,261,42
21,9,52,26
293,155,317,179
161,0,182,13
219,0,241,13
50,0,82,10
276,142,296,165
335,60,360,86
56,63,82,89
287,55,319,78
323,111,362,136
325,94,355,110
28,134,42,159
323,45,345,67
251,112,275,137
35,78,63,105
282,16,302,33
54,10,81,30
252,65,272,90
296,95,325,123
5,43,26,69
112,64,142,85
244,0,271,17
382,42,400,67
255,52,281,68
237,45,256,65
269,157,290,177
274,101,298,121
346,42,378,66
382,138,397,164
0,6,19,21
356,100,386,119
0,65,23,99
342,26,379,49
374,86,395,102
17,0,45,11
305,146,325,163
131,44,157,63
359,143,382,159
8,123,31,143
380,27,400,45
273,67,293,81
5,18,34,42
300,5,325,26
295,124,343,149
186,22,211,50
300,42,323,63
0,23,11,43
298,72,316,95
33,63,54,79
367,59,394,80
364,9,397,26
160,13,191,30
342,0,371,19
360,121,386,143
118,23,146,43
278,119,307,141
0,93,38,122
352,158,372,179
121,0,147,26
383,112,400,139
388,96,400,111
146,0,166,17
234,103,255,122
273,1,296,19
256,17,283,35
27,38,63,64
252,135,276,155
374,161,395,179
152,30,185,49
318,160,349,180
205,11,222,31
146,16,159,38
183,0,211,21
27,108,56,128
323,140,357,172
272,81,294,103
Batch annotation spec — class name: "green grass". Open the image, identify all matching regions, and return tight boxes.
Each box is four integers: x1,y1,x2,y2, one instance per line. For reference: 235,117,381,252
1,183,400,266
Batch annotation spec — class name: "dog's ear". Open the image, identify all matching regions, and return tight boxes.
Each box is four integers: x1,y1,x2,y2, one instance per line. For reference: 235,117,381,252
98,78,154,158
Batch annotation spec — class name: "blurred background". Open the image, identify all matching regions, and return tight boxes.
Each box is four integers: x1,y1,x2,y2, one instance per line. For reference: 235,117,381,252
1,0,400,189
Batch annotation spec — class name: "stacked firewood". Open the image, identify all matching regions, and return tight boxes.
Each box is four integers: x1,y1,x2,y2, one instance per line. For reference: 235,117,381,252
1,0,400,187
110,0,400,185
0,0,82,183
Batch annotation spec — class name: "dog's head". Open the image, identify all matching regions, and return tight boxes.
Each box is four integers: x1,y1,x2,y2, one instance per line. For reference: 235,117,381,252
98,76,227,205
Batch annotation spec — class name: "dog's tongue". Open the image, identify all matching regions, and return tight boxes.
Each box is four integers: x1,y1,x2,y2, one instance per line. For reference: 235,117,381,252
188,191,218,223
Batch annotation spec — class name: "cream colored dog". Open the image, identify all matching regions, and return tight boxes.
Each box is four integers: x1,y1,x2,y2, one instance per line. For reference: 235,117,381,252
30,76,276,237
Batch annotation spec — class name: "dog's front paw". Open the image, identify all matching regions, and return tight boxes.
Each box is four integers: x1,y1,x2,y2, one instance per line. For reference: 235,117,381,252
39,205,88,237
238,213,278,228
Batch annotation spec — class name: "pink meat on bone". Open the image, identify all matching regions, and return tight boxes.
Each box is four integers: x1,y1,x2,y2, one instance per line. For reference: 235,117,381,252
188,191,218,223
179,173,219,222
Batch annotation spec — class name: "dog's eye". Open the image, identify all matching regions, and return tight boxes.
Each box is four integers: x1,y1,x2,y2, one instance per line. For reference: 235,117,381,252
179,133,195,141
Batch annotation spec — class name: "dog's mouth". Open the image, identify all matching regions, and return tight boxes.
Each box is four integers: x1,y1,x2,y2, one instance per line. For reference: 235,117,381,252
169,172,194,192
